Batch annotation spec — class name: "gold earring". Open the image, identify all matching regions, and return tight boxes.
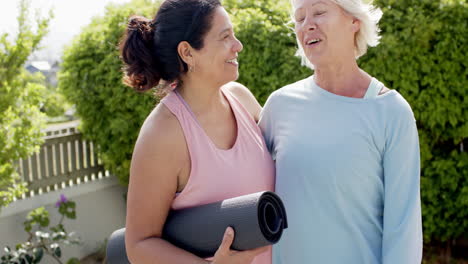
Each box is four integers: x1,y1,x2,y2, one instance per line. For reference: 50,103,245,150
189,65,194,72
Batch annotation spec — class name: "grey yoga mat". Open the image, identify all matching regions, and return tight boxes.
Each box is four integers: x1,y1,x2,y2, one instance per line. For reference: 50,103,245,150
106,191,288,263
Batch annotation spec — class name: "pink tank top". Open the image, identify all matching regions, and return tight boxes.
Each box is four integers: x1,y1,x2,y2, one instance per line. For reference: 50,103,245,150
161,86,275,264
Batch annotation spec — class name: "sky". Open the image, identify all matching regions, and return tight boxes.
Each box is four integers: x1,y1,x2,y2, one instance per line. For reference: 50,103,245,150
0,0,133,61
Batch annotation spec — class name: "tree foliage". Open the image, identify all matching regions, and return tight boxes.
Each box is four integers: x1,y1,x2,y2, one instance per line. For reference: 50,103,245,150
0,0,52,208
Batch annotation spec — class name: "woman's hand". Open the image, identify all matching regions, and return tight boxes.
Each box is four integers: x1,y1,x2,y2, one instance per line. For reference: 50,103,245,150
211,227,268,264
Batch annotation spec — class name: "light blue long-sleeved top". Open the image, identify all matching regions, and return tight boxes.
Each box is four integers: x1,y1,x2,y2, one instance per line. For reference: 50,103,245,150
259,76,422,264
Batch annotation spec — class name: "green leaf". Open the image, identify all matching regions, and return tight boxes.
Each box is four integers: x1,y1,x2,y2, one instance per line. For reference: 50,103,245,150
25,207,50,229
53,246,61,258
32,247,43,263
66,258,80,264
23,254,33,264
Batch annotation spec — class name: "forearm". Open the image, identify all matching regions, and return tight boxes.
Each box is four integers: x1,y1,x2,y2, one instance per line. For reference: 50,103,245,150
128,237,210,264
382,197,422,264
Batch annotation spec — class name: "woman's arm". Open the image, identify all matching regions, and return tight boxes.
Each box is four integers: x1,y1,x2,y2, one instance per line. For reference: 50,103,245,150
381,100,423,264
125,103,208,263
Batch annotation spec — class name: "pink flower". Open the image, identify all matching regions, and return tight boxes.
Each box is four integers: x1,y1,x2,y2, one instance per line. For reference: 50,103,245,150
55,194,68,207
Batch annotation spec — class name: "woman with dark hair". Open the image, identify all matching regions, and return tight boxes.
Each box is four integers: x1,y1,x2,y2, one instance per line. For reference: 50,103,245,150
120,0,274,263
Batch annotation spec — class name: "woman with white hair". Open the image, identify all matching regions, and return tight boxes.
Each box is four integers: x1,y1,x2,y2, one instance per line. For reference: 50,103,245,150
259,0,423,263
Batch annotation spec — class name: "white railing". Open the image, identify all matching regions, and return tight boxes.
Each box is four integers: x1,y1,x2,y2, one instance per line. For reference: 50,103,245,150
17,123,108,198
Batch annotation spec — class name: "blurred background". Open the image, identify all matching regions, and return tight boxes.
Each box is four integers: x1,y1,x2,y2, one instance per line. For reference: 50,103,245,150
0,0,466,263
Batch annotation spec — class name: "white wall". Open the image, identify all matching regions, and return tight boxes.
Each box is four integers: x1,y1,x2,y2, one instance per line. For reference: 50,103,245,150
0,176,127,262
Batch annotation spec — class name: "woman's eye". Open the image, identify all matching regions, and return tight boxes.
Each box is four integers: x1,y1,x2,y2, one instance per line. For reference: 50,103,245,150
315,11,326,16
223,34,230,40
296,17,305,22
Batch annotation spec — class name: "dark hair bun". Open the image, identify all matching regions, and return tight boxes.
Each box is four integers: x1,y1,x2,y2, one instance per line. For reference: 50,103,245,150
127,16,154,40
121,16,160,92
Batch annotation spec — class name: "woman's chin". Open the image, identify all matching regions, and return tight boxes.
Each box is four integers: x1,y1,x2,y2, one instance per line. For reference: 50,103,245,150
227,72,240,82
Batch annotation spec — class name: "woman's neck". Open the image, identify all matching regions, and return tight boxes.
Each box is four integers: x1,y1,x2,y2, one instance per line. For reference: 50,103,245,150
177,76,228,115
313,60,371,98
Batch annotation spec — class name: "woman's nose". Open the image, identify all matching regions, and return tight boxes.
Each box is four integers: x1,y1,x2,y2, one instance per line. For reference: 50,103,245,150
305,17,317,31
234,37,243,52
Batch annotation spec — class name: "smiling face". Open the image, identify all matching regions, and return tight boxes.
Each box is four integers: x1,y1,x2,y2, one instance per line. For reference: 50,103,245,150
190,7,243,86
292,0,360,67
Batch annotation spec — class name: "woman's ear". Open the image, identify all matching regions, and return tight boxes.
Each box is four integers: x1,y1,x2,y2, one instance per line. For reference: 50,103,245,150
177,41,194,66
351,18,360,33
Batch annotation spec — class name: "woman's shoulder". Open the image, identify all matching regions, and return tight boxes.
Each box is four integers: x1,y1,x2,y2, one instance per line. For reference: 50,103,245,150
375,88,416,124
379,88,413,109
263,77,312,106
222,82,262,122
136,103,187,156
272,76,313,99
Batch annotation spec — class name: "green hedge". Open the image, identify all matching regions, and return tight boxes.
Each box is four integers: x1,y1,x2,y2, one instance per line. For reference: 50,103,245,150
359,0,468,243
59,0,467,244
224,0,310,105
59,0,157,185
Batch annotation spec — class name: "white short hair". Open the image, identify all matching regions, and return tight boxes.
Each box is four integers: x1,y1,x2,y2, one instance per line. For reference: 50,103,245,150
291,0,383,68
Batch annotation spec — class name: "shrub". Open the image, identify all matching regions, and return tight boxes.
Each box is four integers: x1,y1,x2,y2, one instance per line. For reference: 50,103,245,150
59,0,157,185
358,0,468,245
42,88,69,119
224,0,310,105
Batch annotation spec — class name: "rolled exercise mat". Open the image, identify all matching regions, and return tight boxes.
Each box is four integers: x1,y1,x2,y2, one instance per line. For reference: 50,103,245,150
106,228,130,264
106,191,287,263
